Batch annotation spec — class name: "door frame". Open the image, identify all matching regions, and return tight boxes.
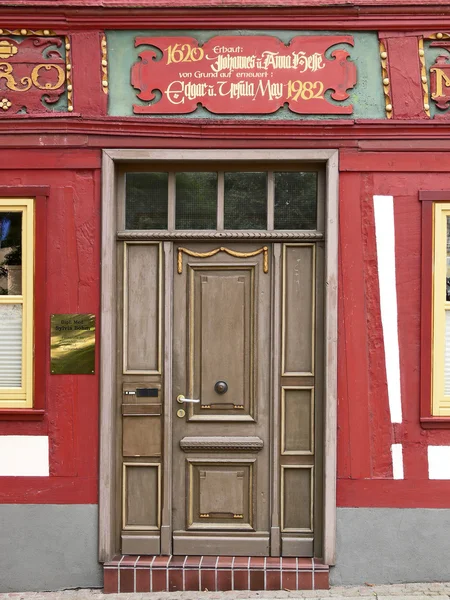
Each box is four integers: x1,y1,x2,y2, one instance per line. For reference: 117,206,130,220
99,148,339,564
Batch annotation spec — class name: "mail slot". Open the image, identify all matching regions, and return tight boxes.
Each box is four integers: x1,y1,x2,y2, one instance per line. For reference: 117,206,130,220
124,388,159,398
136,388,158,398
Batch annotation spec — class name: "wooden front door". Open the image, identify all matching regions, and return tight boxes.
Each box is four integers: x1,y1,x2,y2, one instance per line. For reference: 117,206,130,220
116,164,323,559
172,243,271,555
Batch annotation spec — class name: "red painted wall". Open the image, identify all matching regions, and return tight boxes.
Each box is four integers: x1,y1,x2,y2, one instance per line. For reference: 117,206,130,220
337,150,450,508
0,149,101,503
3,147,450,509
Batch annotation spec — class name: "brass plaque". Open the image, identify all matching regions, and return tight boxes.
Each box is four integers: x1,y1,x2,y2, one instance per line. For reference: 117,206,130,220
51,314,95,375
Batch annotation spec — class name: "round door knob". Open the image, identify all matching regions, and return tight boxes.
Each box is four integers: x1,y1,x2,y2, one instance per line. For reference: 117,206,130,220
214,380,228,394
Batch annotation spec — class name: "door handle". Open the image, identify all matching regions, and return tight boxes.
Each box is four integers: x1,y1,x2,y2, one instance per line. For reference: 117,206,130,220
177,394,200,404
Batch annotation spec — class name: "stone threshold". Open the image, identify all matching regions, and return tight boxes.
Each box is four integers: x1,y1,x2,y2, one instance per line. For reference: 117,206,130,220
103,555,329,593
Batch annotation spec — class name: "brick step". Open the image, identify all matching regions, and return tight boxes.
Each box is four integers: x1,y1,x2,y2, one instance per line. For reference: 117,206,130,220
103,555,329,593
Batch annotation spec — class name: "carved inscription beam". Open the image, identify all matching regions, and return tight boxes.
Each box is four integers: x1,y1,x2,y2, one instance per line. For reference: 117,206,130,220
132,35,356,115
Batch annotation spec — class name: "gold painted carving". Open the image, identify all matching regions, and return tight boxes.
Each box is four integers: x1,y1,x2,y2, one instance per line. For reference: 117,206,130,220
0,98,11,111
431,66,450,98
0,28,55,37
379,40,393,119
0,31,71,113
32,64,65,90
0,41,17,59
0,62,31,91
418,38,431,116
101,34,108,95
177,246,269,274
199,513,210,518
427,32,450,40
0,62,64,92
65,36,73,112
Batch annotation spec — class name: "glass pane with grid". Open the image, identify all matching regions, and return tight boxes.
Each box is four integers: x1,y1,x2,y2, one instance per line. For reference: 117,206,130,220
224,172,267,230
274,172,317,230
0,211,22,295
175,172,217,230
125,173,169,230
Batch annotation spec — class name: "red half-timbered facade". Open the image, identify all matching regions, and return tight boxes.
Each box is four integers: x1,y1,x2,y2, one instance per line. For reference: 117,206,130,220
0,0,450,592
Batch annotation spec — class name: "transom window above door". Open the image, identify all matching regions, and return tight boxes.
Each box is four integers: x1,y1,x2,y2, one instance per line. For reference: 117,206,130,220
124,169,319,231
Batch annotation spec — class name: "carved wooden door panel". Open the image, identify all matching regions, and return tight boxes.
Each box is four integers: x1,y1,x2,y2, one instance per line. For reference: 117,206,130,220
172,242,271,556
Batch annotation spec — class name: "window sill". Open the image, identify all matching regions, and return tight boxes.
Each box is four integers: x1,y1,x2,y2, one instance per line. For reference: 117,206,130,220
0,409,45,421
420,417,450,429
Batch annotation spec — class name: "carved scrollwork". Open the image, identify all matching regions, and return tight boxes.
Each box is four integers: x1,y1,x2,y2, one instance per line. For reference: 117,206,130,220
180,436,264,452
0,29,56,37
177,245,269,274
117,230,323,241
0,33,71,114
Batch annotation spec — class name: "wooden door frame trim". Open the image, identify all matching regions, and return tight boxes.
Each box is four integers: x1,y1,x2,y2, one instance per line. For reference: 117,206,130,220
99,148,339,565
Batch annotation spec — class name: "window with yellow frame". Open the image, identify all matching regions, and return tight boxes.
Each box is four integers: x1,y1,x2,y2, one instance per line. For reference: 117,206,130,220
0,199,34,408
432,202,450,416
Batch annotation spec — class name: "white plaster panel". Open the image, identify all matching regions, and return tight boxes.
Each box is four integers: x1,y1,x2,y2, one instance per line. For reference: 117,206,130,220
428,446,450,479
373,195,403,424
0,435,49,476
391,443,404,479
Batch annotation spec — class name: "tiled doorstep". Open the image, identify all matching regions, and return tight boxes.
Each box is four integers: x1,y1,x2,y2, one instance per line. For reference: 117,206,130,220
103,556,329,593
2,585,450,598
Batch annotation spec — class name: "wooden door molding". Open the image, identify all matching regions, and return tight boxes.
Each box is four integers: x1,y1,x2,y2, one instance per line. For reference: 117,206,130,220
324,149,339,565
99,149,117,562
99,148,339,565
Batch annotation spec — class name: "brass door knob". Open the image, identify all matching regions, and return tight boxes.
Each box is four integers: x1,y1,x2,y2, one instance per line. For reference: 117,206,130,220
177,394,200,404
214,381,228,394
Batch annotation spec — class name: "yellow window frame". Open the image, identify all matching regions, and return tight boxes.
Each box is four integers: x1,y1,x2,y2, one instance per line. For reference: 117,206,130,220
0,198,34,408
432,202,450,416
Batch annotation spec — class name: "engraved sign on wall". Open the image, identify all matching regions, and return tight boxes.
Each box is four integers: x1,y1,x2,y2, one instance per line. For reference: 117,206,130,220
131,35,357,115
51,314,95,375
0,31,71,114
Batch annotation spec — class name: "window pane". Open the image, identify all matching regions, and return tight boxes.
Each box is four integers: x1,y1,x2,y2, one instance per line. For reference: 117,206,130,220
447,216,450,301
224,172,267,230
125,173,168,230
274,172,317,230
0,212,22,295
176,172,217,230
445,311,450,396
0,303,22,388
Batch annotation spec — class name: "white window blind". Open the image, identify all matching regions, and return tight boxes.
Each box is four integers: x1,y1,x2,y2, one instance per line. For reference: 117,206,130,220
445,311,450,397
0,304,22,388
